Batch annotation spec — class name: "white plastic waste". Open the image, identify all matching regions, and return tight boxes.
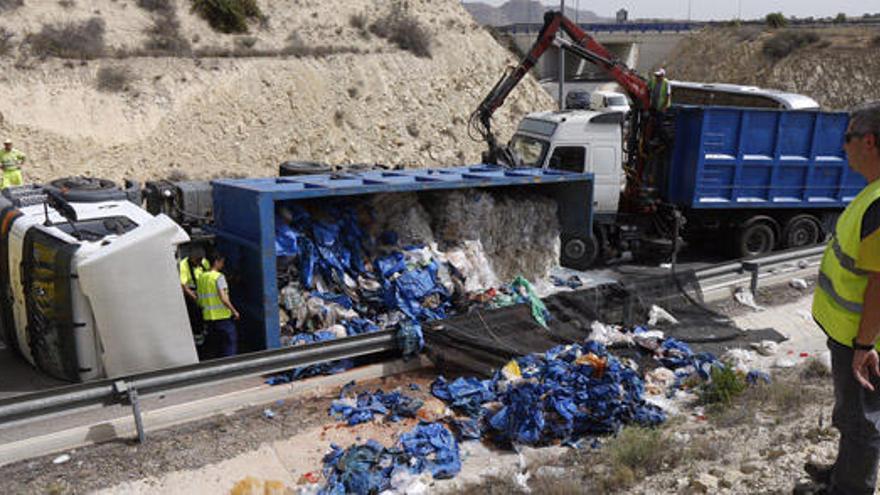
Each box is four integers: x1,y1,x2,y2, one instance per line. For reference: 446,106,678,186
52,454,71,465
789,278,809,290
589,321,633,346
721,348,757,373
733,288,765,311
648,305,679,326
750,340,780,356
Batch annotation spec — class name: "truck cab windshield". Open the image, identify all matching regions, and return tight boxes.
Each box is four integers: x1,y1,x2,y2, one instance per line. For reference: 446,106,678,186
509,135,548,168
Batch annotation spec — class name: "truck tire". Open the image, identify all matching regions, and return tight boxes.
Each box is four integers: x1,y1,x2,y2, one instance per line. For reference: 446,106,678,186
782,215,821,249
43,177,130,203
735,222,776,258
279,161,332,177
561,233,598,271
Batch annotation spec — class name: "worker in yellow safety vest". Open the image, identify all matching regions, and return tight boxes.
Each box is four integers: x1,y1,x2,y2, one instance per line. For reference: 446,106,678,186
0,139,26,189
196,251,240,359
179,248,211,354
647,68,671,112
807,102,880,494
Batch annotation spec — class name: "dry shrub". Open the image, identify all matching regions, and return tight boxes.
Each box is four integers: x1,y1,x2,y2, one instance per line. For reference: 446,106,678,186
762,30,820,60
144,10,191,55
96,66,134,92
190,0,263,34
606,426,679,475
369,2,431,58
234,35,257,50
58,0,76,8
0,27,14,56
0,0,22,12
136,0,174,14
28,17,106,59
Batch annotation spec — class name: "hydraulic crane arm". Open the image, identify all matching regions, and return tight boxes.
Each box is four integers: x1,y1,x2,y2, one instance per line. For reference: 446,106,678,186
469,10,650,164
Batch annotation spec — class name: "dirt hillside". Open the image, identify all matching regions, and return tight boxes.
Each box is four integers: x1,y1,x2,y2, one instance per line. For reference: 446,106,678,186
663,25,880,110
0,0,555,183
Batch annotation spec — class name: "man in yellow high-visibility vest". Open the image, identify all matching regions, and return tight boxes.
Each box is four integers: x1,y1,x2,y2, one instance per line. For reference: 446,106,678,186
0,139,25,189
196,252,240,359
808,102,880,494
179,247,211,353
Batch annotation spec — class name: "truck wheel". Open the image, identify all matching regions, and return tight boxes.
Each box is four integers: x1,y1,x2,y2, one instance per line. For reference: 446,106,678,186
561,233,598,271
278,161,332,176
783,215,820,249
44,177,129,203
736,222,776,258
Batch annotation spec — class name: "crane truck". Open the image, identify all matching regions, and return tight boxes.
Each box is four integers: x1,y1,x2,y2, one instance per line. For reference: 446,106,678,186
472,11,862,269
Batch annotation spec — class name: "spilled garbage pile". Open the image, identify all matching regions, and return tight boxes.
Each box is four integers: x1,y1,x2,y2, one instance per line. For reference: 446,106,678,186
306,332,777,494
268,190,561,382
431,340,667,446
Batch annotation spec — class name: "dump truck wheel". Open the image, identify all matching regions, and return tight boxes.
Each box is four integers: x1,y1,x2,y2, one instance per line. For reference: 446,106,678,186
783,215,820,249
44,177,129,203
736,222,776,258
278,161,332,176
561,233,598,271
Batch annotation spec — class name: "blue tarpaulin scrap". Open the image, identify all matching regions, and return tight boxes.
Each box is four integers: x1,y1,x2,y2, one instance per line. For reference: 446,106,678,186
330,389,424,425
431,340,666,446
431,376,496,418
318,422,460,494
274,203,458,367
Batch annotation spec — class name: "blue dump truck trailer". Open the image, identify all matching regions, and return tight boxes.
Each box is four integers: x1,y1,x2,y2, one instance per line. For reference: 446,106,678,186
507,105,861,265
666,106,861,253
211,166,594,351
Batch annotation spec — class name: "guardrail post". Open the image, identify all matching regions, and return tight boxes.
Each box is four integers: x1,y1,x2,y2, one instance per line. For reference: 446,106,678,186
742,261,760,296
114,380,146,444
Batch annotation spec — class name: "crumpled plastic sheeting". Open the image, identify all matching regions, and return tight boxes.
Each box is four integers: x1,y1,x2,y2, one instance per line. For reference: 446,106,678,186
423,190,561,283
318,422,460,494
432,340,666,446
330,388,424,425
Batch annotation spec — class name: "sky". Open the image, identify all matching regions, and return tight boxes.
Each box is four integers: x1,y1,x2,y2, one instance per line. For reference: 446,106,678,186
463,0,880,21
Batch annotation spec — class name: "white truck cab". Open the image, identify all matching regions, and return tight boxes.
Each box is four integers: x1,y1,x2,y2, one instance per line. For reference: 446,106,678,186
509,110,624,216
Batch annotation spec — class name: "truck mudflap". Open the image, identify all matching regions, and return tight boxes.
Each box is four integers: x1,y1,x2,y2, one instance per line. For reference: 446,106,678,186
21,228,80,382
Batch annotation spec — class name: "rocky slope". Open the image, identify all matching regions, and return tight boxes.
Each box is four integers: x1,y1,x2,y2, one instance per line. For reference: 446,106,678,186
663,25,880,110
0,0,556,183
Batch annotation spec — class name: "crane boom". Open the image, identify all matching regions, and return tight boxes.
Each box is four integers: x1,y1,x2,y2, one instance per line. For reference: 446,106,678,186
470,10,650,165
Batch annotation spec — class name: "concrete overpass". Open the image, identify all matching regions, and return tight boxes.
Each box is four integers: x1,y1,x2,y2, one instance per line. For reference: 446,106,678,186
499,23,692,84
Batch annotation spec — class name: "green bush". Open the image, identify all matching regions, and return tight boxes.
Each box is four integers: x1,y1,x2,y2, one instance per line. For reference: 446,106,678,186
762,30,820,60
833,12,847,23
699,365,747,405
765,12,787,28
190,0,262,34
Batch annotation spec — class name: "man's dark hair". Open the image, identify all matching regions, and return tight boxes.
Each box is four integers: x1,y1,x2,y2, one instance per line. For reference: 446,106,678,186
850,102,880,143
206,250,225,266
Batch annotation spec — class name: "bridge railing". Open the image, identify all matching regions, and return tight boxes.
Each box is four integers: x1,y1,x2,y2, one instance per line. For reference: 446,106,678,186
500,22,696,34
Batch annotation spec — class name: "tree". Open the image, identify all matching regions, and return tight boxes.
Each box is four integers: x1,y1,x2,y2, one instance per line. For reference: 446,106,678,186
765,12,787,28
833,12,847,23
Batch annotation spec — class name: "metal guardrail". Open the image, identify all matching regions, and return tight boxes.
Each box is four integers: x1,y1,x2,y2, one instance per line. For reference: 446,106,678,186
0,330,395,441
0,244,827,442
694,244,824,282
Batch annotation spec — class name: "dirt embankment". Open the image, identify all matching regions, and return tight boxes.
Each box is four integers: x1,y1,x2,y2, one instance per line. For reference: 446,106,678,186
0,0,555,184
663,25,880,110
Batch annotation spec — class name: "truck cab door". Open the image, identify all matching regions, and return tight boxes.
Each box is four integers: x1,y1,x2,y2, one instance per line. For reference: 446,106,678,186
547,144,621,215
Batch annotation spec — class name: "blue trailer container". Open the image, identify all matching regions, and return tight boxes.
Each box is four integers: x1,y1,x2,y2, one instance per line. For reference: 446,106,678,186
667,106,864,208
211,166,594,351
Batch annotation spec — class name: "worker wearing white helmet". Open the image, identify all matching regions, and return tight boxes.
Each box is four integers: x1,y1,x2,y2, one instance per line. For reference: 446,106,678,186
0,139,25,189
648,68,671,112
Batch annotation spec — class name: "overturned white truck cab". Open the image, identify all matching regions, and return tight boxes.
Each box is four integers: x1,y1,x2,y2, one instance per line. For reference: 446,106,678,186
0,186,199,382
